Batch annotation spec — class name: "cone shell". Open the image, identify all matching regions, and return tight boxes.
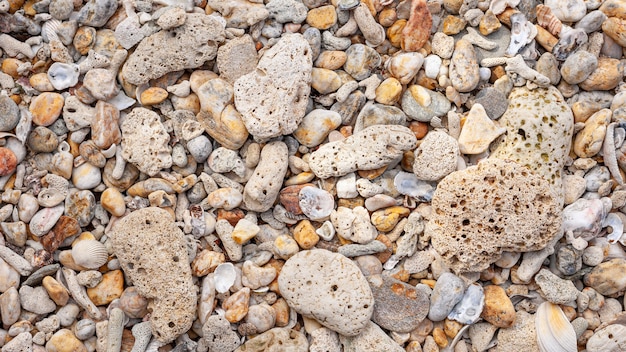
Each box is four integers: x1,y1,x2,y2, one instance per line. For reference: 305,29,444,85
535,302,577,352
71,239,108,269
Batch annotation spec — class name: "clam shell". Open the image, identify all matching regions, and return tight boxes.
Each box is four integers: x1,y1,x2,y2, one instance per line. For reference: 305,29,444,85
447,283,484,324
71,240,109,269
535,302,577,352
214,262,236,293
298,186,334,221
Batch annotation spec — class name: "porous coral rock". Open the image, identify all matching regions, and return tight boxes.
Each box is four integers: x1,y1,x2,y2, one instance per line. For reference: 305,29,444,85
427,159,562,273
120,108,172,176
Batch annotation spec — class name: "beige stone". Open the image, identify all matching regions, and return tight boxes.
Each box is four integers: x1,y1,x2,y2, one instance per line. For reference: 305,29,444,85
458,104,506,154
311,68,342,94
573,109,611,158
86,270,124,306
306,5,337,29
375,78,402,105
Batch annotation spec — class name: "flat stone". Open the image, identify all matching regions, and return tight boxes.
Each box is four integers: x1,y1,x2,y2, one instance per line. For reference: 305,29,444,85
401,85,451,122
458,103,506,154
369,274,429,332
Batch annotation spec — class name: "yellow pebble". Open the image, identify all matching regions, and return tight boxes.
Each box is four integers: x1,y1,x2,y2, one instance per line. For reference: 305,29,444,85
370,206,410,232
140,87,169,105
375,77,402,105
30,92,64,127
293,220,320,249
306,5,337,29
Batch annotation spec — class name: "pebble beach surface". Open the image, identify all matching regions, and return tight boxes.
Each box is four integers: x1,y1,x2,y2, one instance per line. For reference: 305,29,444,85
1,0,626,351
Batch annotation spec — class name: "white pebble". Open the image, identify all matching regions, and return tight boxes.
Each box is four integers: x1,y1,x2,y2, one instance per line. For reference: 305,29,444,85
424,55,442,79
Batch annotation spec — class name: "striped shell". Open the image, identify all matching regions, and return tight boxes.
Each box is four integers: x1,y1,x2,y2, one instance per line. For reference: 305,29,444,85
42,19,61,42
536,302,577,352
536,5,563,37
71,240,108,269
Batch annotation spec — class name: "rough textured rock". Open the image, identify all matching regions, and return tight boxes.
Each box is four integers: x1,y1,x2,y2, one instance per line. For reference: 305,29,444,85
369,274,429,332
339,321,404,352
278,249,374,336
109,207,196,344
121,13,225,85
120,108,172,176
413,130,459,181
243,141,289,212
207,0,269,29
216,35,258,84
427,159,562,273
308,125,417,179
234,34,312,140
494,311,538,352
490,86,574,205
236,328,308,352
202,315,241,352
584,259,626,296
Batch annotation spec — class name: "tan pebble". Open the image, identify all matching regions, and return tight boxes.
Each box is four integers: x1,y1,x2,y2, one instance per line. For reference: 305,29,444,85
573,108,611,158
415,70,438,90
59,250,88,271
191,250,225,276
189,70,218,93
337,197,365,208
23,0,36,15
231,219,260,245
401,0,432,51
140,87,168,105
101,188,126,217
535,25,559,52
443,318,463,338
197,105,249,150
373,233,393,263
358,165,388,180
311,68,342,94
46,329,87,352
378,8,397,27
481,285,516,328
602,17,626,47
442,15,466,35
86,270,124,306
293,109,342,148
561,305,577,321
73,26,97,55
387,19,406,48
409,121,429,139
171,93,201,114
315,51,348,70
272,298,290,327
1,58,21,79
223,287,250,323
279,184,311,215
217,208,245,226
479,10,501,35
293,220,319,249
307,5,337,29
29,73,55,92
572,101,602,123
92,100,121,149
30,92,64,126
375,77,402,105
579,57,625,91
371,206,410,232
273,235,300,260
458,103,506,154
42,276,69,306
433,327,448,347
0,147,17,176
8,0,24,13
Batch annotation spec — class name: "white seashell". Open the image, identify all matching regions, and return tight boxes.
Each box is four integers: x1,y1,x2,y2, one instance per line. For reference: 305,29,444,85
214,262,236,294
71,240,109,269
562,198,605,240
41,19,61,42
298,186,334,221
47,62,80,90
315,220,335,241
29,204,64,236
603,213,624,244
535,302,577,352
107,91,136,111
393,171,436,202
506,13,536,57
447,284,484,324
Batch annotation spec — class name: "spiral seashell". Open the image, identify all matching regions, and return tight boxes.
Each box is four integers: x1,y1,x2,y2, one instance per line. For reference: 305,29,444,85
71,239,109,269
535,302,577,352
536,5,563,37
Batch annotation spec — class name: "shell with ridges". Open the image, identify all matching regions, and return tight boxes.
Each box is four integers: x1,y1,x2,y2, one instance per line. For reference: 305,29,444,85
536,5,563,37
71,239,109,269
535,302,577,352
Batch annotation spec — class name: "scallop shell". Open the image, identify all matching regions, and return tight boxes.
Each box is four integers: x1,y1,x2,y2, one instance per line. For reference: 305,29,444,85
298,186,335,221
535,302,577,352
71,240,109,269
41,19,61,42
447,284,484,324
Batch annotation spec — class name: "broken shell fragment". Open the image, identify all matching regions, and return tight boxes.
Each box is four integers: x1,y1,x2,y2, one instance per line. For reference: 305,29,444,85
47,62,80,90
214,263,236,293
447,284,485,325
298,186,334,221
394,171,436,202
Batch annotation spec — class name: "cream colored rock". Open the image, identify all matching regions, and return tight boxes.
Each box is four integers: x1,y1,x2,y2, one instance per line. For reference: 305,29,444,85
458,104,506,154
413,130,459,181
100,188,125,217
309,125,417,179
120,108,172,176
243,141,289,212
386,52,424,85
46,329,87,352
311,68,342,94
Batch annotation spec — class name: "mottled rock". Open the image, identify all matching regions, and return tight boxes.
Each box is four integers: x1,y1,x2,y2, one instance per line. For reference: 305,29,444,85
427,159,562,273
216,34,258,84
278,249,374,336
109,207,197,344
450,39,480,93
339,321,404,352
343,44,381,81
120,108,172,176
236,328,308,352
561,51,598,85
243,141,289,212
584,258,626,296
458,103,506,154
494,311,538,351
207,0,269,28
121,13,225,85
573,108,611,158
413,130,459,181
369,274,429,332
481,285,516,328
293,109,342,148
429,272,465,321
401,85,451,122
234,34,312,140
202,315,241,352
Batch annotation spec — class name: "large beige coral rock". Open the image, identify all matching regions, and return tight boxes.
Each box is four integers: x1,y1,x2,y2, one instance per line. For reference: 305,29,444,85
109,207,196,344
427,159,562,273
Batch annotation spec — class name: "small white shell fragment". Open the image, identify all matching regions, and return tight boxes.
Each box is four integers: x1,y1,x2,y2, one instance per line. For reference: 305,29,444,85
214,263,236,294
602,213,624,244
47,62,80,90
393,172,436,202
315,220,335,241
447,284,484,324
299,186,334,220
71,240,109,270
535,301,577,352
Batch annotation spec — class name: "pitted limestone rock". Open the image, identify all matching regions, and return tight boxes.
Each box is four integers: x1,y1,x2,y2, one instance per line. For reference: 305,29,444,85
413,130,459,181
308,125,417,179
490,86,574,206
234,33,312,140
243,141,289,212
110,207,196,344
121,108,172,176
121,13,225,85
427,159,562,273
278,249,374,336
